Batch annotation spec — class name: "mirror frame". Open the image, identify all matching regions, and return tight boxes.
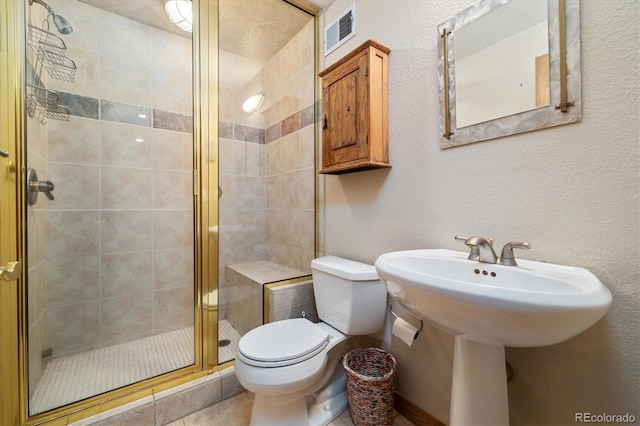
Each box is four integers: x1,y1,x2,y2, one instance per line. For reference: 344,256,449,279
438,0,581,148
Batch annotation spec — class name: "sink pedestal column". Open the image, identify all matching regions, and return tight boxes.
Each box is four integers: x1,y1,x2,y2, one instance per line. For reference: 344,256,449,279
450,335,509,426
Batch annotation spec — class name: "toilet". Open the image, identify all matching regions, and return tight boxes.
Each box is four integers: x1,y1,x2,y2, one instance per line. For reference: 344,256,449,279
234,256,388,426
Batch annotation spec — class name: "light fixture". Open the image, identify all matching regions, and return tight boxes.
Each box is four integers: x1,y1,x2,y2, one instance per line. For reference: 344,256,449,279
242,93,264,113
165,0,192,32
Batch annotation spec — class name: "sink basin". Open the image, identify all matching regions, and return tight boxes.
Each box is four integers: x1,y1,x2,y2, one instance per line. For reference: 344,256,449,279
375,248,611,347
375,248,612,425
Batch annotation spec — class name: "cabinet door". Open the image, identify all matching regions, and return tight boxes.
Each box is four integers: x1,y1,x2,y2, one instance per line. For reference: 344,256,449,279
322,52,369,168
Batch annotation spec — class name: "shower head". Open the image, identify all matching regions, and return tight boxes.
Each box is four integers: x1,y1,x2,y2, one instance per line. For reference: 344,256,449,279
29,0,74,35
51,13,73,35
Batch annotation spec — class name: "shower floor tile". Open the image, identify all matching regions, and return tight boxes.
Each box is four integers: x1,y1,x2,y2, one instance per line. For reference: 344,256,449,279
31,321,241,415
218,319,241,364
30,327,194,415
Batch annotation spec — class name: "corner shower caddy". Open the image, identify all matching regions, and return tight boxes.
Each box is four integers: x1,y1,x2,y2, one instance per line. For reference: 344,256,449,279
26,23,76,123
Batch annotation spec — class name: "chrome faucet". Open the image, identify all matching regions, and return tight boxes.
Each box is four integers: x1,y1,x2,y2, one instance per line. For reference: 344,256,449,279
455,235,498,264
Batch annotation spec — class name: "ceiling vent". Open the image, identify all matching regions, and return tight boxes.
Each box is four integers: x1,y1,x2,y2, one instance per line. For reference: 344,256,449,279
324,3,356,56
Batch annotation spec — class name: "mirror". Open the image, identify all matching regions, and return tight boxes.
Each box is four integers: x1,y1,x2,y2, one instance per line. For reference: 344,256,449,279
438,0,581,148
455,0,549,127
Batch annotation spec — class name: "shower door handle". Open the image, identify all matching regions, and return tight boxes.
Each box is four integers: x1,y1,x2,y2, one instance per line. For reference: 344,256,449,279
0,261,20,282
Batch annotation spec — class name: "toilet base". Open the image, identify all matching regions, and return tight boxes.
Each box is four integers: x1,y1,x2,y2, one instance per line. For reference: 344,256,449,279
249,365,348,426
308,390,348,426
250,394,308,426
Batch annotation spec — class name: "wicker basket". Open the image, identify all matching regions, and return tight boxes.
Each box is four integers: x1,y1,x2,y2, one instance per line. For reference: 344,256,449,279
343,348,397,426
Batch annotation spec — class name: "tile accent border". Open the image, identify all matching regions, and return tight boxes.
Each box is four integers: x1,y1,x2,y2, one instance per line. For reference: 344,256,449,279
220,103,316,145
153,109,193,133
58,92,99,119
234,124,264,144
57,99,317,140
59,92,193,134
219,121,233,139
101,99,151,127
265,103,315,144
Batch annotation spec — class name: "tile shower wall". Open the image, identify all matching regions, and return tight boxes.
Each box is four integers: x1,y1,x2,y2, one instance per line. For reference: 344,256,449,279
218,50,267,319
267,280,317,323
218,20,315,323
225,261,308,335
264,20,316,274
41,0,194,358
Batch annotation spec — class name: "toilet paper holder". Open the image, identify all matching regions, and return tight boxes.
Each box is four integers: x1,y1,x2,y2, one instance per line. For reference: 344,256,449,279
390,304,424,340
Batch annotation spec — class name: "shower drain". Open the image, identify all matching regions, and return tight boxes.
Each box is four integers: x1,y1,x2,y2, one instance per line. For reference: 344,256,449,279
218,339,231,348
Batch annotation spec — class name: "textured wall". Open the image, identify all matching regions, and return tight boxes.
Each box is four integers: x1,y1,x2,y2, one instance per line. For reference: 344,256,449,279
319,1,639,424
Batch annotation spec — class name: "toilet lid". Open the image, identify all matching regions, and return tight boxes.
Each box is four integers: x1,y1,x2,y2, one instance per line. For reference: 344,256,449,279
239,318,330,366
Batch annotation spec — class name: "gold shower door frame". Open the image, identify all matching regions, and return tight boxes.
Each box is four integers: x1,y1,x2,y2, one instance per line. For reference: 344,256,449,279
1,0,24,424
0,1,224,424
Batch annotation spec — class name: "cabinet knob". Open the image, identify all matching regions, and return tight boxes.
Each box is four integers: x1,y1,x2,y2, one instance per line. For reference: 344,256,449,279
323,116,328,130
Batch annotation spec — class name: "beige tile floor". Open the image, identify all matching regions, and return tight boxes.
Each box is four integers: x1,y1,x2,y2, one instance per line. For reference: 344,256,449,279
167,391,415,426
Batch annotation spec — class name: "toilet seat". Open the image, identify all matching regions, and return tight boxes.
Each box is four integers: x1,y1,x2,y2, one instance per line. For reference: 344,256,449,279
238,318,330,368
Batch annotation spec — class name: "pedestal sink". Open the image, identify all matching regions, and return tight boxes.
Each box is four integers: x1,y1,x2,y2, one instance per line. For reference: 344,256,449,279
374,249,612,426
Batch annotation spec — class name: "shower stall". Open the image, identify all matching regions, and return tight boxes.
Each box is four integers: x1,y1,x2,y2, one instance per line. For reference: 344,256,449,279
25,0,196,415
3,0,318,422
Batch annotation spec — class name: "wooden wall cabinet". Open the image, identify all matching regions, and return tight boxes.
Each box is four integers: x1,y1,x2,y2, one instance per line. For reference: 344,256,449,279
319,40,391,174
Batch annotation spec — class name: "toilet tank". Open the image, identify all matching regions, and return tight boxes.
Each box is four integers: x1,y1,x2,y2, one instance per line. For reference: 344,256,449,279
311,256,387,335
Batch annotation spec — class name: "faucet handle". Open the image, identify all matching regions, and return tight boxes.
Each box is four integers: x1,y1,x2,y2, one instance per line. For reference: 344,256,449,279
454,235,479,261
499,242,531,266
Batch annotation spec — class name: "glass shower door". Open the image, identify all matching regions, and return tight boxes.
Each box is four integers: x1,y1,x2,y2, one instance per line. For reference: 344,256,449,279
217,0,316,363
24,0,196,415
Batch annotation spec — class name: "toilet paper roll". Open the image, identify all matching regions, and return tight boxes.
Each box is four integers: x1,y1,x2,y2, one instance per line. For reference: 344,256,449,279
392,317,419,346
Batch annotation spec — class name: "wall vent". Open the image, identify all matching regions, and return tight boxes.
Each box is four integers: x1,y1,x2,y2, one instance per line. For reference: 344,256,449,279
324,3,356,56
